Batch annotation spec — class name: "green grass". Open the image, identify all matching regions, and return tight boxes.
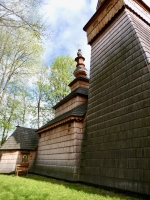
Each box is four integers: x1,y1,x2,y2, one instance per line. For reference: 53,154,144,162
0,174,143,200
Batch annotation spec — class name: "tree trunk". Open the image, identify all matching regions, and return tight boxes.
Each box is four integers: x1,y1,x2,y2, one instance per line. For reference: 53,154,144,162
0,75,11,107
22,96,26,126
37,96,41,129
1,128,6,145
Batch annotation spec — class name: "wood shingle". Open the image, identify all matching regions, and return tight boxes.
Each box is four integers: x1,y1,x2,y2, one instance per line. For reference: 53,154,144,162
53,87,88,109
0,126,38,150
38,102,87,131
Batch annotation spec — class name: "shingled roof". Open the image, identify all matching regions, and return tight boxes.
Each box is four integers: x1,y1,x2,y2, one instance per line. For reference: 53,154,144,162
0,126,38,150
38,102,88,131
53,87,88,109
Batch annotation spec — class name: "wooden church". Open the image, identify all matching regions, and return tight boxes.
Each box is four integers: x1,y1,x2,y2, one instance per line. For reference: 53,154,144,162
0,0,150,196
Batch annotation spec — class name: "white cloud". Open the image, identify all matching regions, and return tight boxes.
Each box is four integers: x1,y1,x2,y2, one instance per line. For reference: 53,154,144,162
143,0,150,6
41,0,150,73
41,0,97,72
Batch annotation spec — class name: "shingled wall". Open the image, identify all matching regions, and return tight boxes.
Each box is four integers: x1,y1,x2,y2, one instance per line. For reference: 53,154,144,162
0,151,20,173
80,9,150,195
33,121,84,181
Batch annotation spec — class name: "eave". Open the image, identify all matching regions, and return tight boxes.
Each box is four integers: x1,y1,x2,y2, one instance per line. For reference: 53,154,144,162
53,87,88,109
68,76,89,87
36,116,84,134
84,0,150,44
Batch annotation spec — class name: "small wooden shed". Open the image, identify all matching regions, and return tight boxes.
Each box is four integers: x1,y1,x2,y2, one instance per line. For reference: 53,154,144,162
0,126,38,173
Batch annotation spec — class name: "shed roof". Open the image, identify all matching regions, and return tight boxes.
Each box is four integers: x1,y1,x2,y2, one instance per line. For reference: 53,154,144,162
0,126,38,150
38,102,88,131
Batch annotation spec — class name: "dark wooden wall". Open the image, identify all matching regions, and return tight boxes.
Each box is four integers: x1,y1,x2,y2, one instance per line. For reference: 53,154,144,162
80,9,150,195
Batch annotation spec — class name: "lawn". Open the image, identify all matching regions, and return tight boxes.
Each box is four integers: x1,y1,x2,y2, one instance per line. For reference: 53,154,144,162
0,174,144,200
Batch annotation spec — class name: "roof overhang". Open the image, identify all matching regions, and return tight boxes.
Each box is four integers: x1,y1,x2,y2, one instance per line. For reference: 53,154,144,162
53,87,88,109
68,76,89,87
36,116,84,134
84,0,150,44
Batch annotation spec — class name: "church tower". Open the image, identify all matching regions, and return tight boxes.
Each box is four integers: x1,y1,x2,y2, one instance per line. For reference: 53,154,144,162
80,0,150,195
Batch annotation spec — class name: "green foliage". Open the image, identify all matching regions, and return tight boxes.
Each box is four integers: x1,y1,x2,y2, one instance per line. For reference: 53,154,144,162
30,55,75,128
0,83,28,145
0,174,140,200
0,24,44,140
29,66,54,128
47,55,76,106
0,0,48,140
0,52,75,137
0,27,43,106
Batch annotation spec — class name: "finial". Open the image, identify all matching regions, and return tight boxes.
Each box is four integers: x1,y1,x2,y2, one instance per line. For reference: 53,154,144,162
77,49,82,57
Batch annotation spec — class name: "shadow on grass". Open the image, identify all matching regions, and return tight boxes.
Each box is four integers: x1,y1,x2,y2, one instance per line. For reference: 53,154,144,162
17,173,147,200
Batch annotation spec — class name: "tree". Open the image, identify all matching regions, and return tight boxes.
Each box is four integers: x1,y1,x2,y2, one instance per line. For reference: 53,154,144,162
0,26,43,142
30,56,76,129
30,66,53,129
47,55,76,107
0,55,75,141
0,27,43,107
0,0,46,38
0,80,35,144
0,89,21,145
13,85,33,127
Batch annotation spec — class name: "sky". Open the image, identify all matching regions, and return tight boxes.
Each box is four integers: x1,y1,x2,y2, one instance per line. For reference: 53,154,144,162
41,0,150,72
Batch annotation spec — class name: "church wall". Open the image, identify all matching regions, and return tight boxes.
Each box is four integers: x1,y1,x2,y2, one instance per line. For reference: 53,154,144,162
80,9,150,195
55,96,87,117
33,121,84,181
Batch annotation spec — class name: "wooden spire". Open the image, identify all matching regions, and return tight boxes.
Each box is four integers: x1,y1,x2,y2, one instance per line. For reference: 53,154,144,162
73,49,88,78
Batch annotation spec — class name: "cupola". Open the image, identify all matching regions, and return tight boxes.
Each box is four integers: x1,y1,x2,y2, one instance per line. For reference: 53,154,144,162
69,49,89,92
73,49,88,77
